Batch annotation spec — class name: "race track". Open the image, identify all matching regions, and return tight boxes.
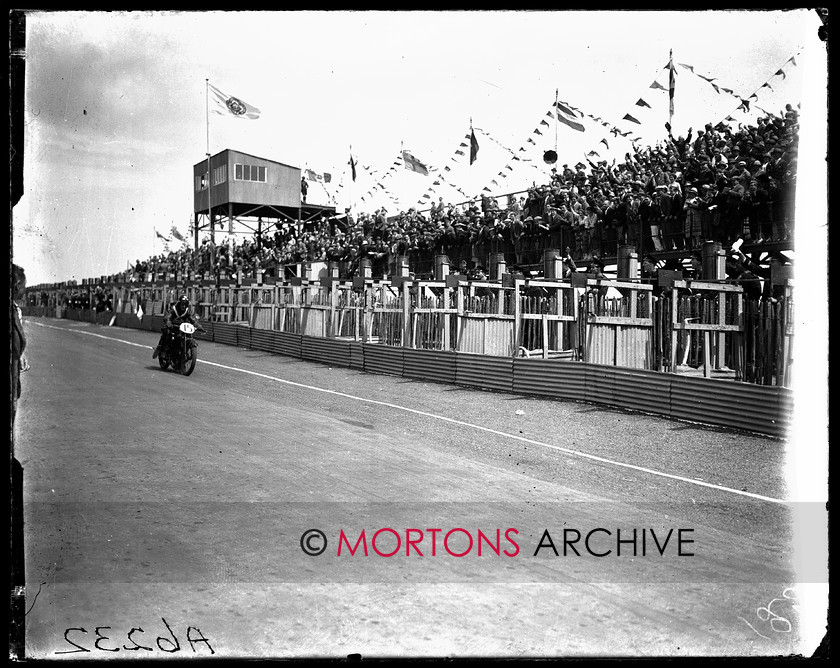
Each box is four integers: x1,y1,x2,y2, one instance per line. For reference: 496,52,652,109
14,317,823,658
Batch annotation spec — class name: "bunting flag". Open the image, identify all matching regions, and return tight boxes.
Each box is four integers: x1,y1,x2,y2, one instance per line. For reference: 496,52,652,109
539,119,550,127
170,226,185,242
650,81,667,91
473,127,517,159
600,138,609,149
533,128,543,135
635,98,651,108
587,150,599,157
469,128,479,165
622,113,641,124
555,100,586,132
674,49,800,125
668,49,676,123
208,82,261,120
402,150,429,175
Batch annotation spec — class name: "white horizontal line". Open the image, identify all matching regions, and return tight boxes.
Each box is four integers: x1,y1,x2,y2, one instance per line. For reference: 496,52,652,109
29,320,787,504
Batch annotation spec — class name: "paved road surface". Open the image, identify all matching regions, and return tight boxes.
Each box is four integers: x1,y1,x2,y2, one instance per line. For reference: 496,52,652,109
15,317,824,658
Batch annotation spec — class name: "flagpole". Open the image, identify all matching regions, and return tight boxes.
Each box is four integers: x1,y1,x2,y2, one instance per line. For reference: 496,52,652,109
668,49,675,128
205,78,215,272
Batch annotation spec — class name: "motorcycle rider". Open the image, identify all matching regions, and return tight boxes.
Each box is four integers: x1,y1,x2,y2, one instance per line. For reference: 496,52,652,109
152,294,196,359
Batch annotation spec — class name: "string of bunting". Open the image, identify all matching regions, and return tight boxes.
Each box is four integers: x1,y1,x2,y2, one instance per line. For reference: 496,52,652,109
413,130,484,206
472,101,578,195
358,160,401,207
602,63,674,142
676,50,801,121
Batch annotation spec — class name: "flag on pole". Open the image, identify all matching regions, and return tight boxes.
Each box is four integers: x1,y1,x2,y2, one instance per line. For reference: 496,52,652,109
349,153,357,181
668,49,676,123
555,101,586,132
305,169,332,183
402,150,429,176
155,228,170,242
208,82,261,120
170,225,185,242
470,128,479,165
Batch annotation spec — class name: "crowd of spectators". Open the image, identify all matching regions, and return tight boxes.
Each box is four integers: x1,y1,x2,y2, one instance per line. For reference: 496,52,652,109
102,106,799,283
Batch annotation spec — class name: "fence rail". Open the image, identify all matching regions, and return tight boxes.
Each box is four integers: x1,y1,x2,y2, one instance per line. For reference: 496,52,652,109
24,273,793,387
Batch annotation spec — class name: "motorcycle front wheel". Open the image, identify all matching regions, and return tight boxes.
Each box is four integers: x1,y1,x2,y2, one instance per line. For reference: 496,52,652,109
158,350,170,370
180,339,197,376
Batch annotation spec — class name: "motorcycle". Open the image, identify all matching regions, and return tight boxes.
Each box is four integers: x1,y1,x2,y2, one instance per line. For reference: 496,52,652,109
158,320,205,376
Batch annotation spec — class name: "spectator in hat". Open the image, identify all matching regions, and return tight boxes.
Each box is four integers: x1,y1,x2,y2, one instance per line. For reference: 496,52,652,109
725,250,762,300
665,182,684,249
581,205,597,260
641,252,658,285
683,186,704,250
640,189,662,252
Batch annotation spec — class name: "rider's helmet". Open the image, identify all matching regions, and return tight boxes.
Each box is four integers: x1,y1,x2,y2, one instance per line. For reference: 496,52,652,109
178,294,189,305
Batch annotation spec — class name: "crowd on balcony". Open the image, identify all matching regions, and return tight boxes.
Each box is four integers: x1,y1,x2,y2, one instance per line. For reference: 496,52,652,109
104,105,797,284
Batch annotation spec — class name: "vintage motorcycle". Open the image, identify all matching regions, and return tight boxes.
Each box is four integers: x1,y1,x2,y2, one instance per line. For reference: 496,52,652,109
158,320,205,376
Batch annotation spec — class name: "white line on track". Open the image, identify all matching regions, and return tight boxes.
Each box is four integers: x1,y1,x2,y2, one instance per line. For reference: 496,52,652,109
30,320,787,505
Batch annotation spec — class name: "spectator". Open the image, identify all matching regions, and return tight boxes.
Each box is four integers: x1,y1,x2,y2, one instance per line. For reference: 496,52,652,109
103,107,798,283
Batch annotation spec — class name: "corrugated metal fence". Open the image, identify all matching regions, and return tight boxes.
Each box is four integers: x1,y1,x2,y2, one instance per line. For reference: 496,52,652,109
24,283,792,437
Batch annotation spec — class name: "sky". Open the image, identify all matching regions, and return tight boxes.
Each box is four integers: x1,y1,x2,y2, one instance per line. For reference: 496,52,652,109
10,10,829,644
13,9,825,285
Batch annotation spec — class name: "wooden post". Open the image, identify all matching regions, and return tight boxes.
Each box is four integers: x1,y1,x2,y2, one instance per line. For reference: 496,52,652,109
402,280,411,348
541,314,549,359
329,279,338,338
443,284,451,351
670,289,678,372
513,279,523,354
362,284,372,343
455,283,465,351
